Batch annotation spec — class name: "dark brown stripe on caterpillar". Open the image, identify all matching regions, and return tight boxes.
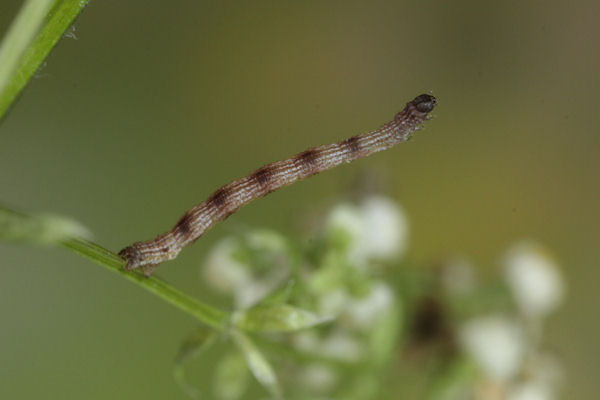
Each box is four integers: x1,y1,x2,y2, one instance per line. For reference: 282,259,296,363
296,149,320,176
207,187,231,209
119,94,437,276
251,166,273,188
343,135,362,157
174,212,194,236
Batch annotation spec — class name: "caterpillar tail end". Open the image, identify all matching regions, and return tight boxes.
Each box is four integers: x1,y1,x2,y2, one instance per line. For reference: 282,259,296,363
118,245,157,277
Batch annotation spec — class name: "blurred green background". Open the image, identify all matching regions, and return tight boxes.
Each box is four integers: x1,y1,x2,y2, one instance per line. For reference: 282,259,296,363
1,1,598,398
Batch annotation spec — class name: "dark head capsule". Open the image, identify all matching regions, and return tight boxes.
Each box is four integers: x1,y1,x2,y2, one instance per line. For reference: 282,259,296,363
412,94,437,113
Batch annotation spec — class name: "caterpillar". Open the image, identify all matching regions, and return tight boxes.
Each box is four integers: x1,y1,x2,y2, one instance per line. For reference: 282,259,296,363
119,94,437,276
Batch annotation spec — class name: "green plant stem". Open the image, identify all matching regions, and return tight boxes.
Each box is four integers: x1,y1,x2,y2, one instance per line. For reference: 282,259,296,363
62,238,229,331
0,0,89,120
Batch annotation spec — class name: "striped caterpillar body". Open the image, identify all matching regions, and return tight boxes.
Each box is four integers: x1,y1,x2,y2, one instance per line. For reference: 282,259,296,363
119,94,437,276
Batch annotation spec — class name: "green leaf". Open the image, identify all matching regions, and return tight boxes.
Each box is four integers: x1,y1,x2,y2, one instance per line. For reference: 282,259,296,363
0,0,89,120
230,330,281,399
233,304,332,333
62,238,229,331
175,327,218,364
0,205,91,244
213,351,250,400
173,327,218,400
257,280,295,306
0,205,229,331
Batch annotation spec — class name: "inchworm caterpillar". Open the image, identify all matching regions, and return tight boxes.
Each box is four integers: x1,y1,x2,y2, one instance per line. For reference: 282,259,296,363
120,94,437,276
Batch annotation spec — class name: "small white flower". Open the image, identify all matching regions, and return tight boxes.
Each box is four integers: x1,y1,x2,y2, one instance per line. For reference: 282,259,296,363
326,203,363,245
345,282,395,330
326,195,409,266
317,283,395,331
203,237,251,293
359,196,409,259
292,330,364,362
459,316,525,383
504,242,565,319
236,280,274,309
319,330,364,362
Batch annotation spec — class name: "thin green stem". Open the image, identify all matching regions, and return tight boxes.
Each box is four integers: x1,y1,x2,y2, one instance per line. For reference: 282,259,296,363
2,205,228,331
0,0,89,120
0,0,53,95
61,238,229,331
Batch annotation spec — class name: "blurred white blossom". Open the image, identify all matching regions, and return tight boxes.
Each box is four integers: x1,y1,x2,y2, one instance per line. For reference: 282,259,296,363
345,282,395,330
327,203,364,245
236,280,280,310
504,242,565,319
203,230,291,308
318,330,364,361
292,329,364,362
460,316,525,383
360,196,408,259
317,283,395,332
326,195,408,266
204,237,251,293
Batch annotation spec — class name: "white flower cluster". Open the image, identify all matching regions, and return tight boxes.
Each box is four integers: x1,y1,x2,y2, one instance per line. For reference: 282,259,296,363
202,194,408,309
197,195,567,400
202,229,292,309
458,242,565,400
293,196,405,393
201,195,407,396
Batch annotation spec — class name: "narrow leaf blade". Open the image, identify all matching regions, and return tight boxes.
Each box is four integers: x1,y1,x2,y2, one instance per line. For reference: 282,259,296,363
173,327,218,400
0,205,91,244
231,330,281,398
233,304,332,333
0,0,90,119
